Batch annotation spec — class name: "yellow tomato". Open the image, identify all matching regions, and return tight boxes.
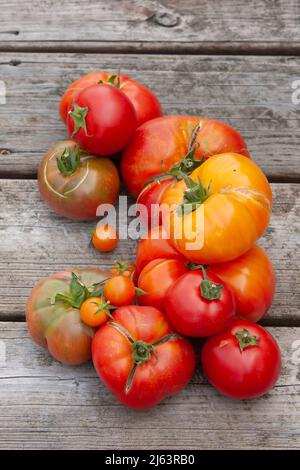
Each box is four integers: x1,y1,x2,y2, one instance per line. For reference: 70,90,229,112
161,153,272,263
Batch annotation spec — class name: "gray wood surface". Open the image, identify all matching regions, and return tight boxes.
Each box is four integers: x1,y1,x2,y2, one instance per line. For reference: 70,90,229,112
0,179,299,325
0,0,300,53
0,322,299,449
0,53,300,179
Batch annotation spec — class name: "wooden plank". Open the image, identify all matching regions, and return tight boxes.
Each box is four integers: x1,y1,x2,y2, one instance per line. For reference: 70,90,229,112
0,0,300,53
0,322,299,449
0,180,299,325
0,53,299,179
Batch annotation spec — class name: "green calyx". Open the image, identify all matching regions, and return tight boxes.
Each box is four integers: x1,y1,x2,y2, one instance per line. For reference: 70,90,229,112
177,173,210,216
98,74,121,89
168,147,204,180
56,147,81,176
51,273,107,309
68,102,88,136
235,328,259,351
91,299,114,318
132,340,155,365
199,266,223,300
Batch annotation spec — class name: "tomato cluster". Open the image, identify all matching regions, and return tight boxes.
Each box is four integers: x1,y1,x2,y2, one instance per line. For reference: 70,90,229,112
26,70,281,409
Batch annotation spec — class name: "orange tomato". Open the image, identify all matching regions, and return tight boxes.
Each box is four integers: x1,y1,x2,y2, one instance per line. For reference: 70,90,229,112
104,275,136,307
92,224,119,252
208,245,275,322
161,153,272,264
80,296,111,327
137,258,188,310
135,225,184,280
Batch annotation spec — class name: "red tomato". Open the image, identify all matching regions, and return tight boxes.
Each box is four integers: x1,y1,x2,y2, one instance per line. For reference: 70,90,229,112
136,177,174,228
122,116,250,197
38,141,120,220
137,258,188,310
165,268,235,337
59,71,162,128
208,245,275,322
201,320,281,399
67,84,136,155
92,305,196,408
135,226,184,280
104,275,136,307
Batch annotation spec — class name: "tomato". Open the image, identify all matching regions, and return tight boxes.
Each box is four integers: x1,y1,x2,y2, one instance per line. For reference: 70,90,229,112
92,224,119,252
136,177,173,228
165,267,235,337
162,153,272,264
135,226,184,280
38,141,120,220
201,320,281,399
104,275,136,307
122,116,250,197
80,296,112,328
111,259,136,278
26,269,109,365
67,84,136,155
92,305,196,408
59,71,162,128
137,258,188,309
208,245,275,322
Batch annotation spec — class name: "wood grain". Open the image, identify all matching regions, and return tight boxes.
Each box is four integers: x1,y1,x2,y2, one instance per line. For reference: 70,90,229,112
0,322,299,449
0,0,299,53
0,179,299,324
0,53,299,179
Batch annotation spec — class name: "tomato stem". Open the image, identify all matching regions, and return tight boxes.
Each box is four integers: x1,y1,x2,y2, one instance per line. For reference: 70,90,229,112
235,328,259,351
56,147,81,177
177,174,210,216
199,266,223,301
68,103,88,136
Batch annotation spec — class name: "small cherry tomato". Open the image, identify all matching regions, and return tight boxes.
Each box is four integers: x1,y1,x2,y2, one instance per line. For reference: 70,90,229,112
80,296,112,328
137,258,188,310
201,320,281,399
111,259,136,278
165,267,236,337
92,224,119,252
104,275,136,307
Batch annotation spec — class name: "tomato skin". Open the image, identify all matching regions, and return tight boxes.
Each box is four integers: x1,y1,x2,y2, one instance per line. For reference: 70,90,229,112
165,270,235,337
137,258,188,310
208,245,275,322
104,276,136,307
122,116,250,198
59,71,162,127
26,269,108,365
67,84,137,155
136,178,174,228
135,226,184,281
92,305,196,409
201,320,281,399
162,153,272,264
38,141,120,220
92,224,119,252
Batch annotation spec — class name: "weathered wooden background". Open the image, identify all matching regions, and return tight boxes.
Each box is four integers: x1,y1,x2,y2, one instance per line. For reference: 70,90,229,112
0,0,299,450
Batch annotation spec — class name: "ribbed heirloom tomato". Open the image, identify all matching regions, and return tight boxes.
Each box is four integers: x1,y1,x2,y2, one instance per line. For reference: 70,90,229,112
208,245,275,322
59,71,162,128
161,153,272,264
201,320,281,399
137,258,188,309
165,267,235,337
38,141,120,220
67,83,137,155
92,305,196,409
26,269,109,365
122,116,250,197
